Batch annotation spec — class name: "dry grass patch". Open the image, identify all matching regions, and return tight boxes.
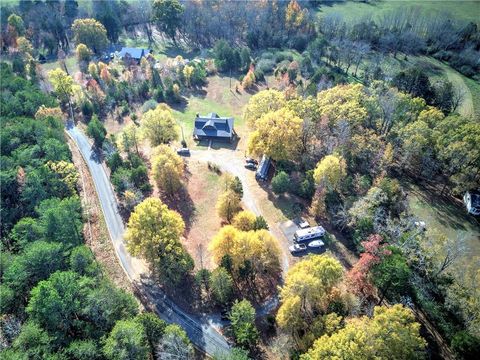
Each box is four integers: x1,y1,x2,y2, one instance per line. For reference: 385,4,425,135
181,160,226,270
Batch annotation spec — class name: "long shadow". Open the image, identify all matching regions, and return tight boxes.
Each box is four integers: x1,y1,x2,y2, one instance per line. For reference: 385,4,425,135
210,136,240,151
89,146,104,164
168,96,188,112
160,185,196,232
188,87,208,99
404,181,480,230
132,275,211,354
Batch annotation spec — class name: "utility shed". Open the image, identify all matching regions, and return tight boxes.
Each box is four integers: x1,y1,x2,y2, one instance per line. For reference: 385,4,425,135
256,155,270,181
193,113,235,142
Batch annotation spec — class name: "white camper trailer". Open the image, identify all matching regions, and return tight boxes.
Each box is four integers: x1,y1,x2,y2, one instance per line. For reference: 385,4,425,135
294,226,326,243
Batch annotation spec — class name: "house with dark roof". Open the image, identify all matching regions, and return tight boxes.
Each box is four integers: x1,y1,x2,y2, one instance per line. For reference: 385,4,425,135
193,113,235,142
118,47,152,63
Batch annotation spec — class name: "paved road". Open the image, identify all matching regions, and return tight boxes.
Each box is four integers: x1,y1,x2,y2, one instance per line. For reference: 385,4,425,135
66,122,230,357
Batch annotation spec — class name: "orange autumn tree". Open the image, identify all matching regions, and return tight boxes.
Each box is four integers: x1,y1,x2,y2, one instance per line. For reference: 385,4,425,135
346,234,391,297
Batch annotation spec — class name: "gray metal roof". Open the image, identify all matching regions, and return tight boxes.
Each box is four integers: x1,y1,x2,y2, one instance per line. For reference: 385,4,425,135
193,113,234,138
256,155,270,179
119,47,151,60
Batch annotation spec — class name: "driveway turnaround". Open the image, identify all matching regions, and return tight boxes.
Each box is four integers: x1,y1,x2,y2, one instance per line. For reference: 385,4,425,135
66,122,230,357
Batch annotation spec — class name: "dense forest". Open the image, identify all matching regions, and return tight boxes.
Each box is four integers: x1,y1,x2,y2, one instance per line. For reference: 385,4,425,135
0,64,195,359
1,1,479,360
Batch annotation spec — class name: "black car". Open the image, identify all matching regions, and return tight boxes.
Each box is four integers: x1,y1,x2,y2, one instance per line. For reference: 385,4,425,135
245,163,257,170
245,157,258,165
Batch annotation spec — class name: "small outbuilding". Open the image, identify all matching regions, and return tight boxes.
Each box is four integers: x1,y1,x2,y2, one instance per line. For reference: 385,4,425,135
464,190,480,216
256,155,270,181
193,113,235,142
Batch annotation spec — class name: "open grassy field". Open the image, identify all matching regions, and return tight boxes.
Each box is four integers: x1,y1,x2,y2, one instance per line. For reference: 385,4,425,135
41,55,79,75
317,0,480,25
354,54,479,119
405,182,480,277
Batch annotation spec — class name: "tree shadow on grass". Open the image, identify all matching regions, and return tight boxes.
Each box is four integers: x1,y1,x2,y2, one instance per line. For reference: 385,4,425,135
168,96,188,112
160,185,196,232
403,181,480,231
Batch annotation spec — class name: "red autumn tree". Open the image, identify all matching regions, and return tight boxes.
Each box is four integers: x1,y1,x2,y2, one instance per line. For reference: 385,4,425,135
347,234,390,297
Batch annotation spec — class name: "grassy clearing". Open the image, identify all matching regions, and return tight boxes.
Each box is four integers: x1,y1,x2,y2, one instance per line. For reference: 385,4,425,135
405,182,480,277
182,161,225,270
356,54,478,118
41,55,79,74
173,74,259,148
419,57,476,118
317,0,480,25
463,76,480,120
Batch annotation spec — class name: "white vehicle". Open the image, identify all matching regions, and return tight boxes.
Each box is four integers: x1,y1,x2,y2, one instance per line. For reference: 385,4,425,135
299,220,310,229
294,226,325,243
289,243,307,254
308,240,325,249
464,191,480,216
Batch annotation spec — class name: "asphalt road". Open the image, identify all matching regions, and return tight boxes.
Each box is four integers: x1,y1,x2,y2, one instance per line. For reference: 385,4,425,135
66,122,231,357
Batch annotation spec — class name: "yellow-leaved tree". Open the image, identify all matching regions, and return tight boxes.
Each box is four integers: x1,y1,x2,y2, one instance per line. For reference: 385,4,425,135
313,154,347,190
317,84,368,128
301,304,426,360
48,69,74,106
243,89,286,128
140,104,179,146
216,190,242,223
277,255,343,333
247,108,303,161
125,198,193,285
151,145,184,196
45,160,79,195
232,210,257,231
34,106,63,121
209,226,281,279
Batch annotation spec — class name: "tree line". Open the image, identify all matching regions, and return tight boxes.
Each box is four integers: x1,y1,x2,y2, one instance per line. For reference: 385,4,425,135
0,62,196,360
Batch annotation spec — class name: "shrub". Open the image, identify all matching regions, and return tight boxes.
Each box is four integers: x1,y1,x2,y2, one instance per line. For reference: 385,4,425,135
207,162,221,174
451,331,480,359
153,88,164,102
254,69,265,82
80,100,94,120
256,59,276,74
271,171,290,194
141,99,158,113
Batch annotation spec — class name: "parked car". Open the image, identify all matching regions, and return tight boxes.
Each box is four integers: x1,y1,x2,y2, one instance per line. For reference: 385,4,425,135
289,243,307,254
299,219,310,229
176,148,190,156
308,240,325,249
245,158,258,165
245,163,257,170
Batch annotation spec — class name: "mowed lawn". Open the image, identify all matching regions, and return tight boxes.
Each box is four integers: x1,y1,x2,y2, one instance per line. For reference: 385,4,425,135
317,0,480,25
405,182,480,277
173,74,263,149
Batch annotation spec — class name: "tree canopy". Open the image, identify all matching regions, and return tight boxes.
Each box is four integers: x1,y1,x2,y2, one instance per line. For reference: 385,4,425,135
125,198,193,284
